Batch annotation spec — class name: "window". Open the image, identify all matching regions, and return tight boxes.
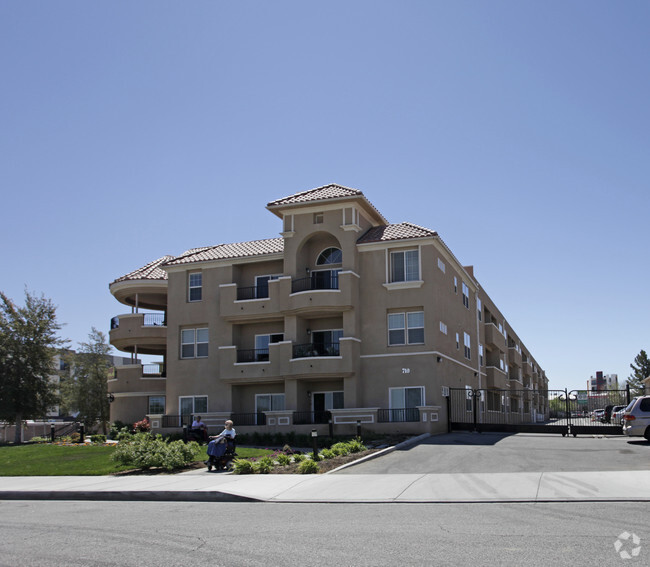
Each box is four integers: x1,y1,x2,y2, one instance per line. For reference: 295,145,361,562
437,258,446,273
256,393,285,413
180,395,207,417
463,332,471,360
317,247,342,265
477,298,482,321
313,212,324,224
454,276,457,293
462,282,470,309
255,274,280,298
390,249,419,282
313,391,344,412
479,344,484,366
499,358,505,371
439,321,448,335
148,396,165,414
389,386,423,421
181,328,209,359
456,332,460,350
388,311,424,345
188,273,202,302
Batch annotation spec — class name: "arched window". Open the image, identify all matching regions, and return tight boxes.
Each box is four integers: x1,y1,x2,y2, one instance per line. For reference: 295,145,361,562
316,247,342,265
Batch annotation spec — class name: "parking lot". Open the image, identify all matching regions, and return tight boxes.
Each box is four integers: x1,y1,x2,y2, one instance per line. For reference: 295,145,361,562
337,432,650,474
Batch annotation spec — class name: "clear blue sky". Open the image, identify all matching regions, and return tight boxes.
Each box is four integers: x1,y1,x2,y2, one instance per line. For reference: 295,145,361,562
2,1,648,392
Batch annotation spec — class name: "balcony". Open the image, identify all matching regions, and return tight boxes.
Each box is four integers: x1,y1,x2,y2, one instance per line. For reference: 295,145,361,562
484,324,506,352
109,313,167,354
484,366,508,389
508,347,522,367
219,272,359,321
219,338,360,382
109,364,166,395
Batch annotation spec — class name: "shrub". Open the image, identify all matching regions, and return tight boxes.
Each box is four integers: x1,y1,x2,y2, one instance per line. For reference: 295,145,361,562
347,438,366,453
111,433,200,470
320,448,335,460
30,436,49,443
276,453,292,466
90,434,106,444
232,459,255,474
109,421,129,439
292,453,306,463
254,456,274,474
298,459,319,474
330,442,350,457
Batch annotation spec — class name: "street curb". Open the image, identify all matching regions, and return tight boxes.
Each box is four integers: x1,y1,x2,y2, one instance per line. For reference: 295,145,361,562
0,490,259,503
325,433,431,474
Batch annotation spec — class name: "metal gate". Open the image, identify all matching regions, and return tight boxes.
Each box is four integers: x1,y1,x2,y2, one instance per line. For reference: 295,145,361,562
447,388,631,436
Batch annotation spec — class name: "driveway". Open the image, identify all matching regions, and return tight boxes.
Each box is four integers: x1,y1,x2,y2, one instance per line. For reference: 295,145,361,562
335,432,650,474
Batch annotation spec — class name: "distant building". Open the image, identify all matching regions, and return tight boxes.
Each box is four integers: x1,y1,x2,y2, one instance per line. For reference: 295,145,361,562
587,371,620,392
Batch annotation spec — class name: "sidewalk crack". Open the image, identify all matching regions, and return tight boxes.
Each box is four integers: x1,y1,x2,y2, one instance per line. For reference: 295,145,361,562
394,474,426,501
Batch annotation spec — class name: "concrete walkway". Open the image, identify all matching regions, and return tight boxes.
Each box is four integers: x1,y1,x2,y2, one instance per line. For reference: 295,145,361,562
2,433,649,503
2,469,650,503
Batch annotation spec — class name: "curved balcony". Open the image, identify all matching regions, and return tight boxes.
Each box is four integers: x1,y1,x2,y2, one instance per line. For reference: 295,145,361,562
109,313,167,354
282,271,359,316
109,279,168,310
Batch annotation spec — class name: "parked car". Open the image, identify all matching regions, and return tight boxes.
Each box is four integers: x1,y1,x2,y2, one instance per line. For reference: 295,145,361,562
591,409,605,422
610,405,626,425
622,396,650,440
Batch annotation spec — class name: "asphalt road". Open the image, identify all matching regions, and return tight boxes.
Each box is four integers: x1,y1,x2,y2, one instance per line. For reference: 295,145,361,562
0,500,646,566
336,432,650,474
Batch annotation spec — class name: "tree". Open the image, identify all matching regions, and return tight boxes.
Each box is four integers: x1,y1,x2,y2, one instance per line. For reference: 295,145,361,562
61,328,111,434
0,290,65,443
628,349,650,395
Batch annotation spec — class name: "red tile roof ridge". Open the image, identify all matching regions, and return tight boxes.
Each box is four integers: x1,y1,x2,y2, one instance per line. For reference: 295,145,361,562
163,237,284,266
267,183,362,206
357,221,438,244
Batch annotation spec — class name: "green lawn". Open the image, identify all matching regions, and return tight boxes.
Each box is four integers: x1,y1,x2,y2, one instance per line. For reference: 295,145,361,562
0,443,275,476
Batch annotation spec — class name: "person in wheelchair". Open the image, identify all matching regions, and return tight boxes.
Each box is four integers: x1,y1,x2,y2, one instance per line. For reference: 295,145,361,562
206,420,237,471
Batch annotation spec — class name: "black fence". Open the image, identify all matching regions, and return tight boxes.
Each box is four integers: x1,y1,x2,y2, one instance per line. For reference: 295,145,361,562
448,388,632,436
293,342,340,358
377,408,420,423
236,349,269,363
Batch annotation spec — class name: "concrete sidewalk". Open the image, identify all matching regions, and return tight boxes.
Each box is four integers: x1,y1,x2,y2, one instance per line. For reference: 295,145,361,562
2,469,650,503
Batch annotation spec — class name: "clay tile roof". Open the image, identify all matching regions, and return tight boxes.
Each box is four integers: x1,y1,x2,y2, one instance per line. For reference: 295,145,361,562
164,237,284,266
357,222,438,244
111,255,174,284
267,184,362,207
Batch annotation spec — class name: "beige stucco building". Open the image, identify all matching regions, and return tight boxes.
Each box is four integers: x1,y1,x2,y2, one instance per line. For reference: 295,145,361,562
108,184,548,435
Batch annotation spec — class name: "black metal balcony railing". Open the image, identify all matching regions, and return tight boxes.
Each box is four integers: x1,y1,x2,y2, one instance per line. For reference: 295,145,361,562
291,272,339,294
377,408,420,423
292,342,340,359
293,411,332,425
230,412,266,426
142,363,166,377
161,414,194,428
236,349,270,363
143,313,166,326
237,285,270,300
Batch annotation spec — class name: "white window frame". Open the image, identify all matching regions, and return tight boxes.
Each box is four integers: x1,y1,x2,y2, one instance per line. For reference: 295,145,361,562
313,212,324,224
255,393,285,413
188,272,202,302
462,283,469,307
437,258,446,273
181,327,209,359
148,396,165,414
439,321,448,335
179,395,207,416
477,298,482,321
388,311,424,346
463,332,471,360
312,391,344,411
454,276,458,294
479,344,484,366
456,332,460,350
390,249,420,283
389,386,424,416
